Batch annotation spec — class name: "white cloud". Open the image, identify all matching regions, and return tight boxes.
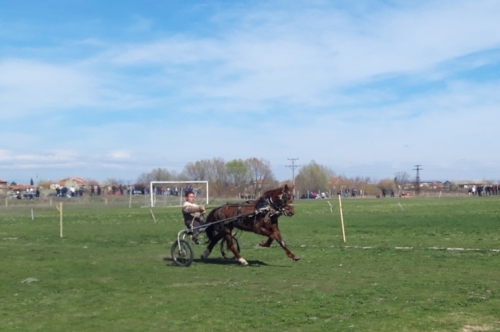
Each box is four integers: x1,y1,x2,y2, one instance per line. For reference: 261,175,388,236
0,149,79,163
0,60,96,117
2,1,500,182
81,0,500,115
110,150,131,160
3,1,500,119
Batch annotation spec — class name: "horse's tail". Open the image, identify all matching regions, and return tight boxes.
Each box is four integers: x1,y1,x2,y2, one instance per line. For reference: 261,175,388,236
204,207,219,242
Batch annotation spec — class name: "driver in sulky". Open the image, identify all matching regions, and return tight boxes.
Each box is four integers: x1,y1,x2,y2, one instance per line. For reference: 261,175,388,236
182,190,206,244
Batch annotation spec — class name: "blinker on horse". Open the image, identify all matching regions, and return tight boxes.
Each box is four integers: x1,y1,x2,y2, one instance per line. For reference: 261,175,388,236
202,184,299,266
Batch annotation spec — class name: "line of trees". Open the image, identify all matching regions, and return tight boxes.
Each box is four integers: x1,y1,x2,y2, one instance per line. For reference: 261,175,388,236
135,157,278,197
130,157,416,197
131,158,415,199
294,161,413,197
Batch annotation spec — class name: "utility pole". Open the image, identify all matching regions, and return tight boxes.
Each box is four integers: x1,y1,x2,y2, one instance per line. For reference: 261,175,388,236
413,165,422,196
286,158,301,196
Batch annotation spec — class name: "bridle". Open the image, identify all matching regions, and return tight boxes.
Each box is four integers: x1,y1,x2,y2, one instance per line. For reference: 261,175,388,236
266,190,294,216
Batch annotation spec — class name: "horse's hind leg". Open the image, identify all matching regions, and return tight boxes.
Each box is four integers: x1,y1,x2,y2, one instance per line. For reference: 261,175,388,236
224,231,248,266
259,238,273,247
201,231,224,260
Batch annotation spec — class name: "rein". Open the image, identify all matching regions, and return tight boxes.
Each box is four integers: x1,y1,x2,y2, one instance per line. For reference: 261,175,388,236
215,200,269,225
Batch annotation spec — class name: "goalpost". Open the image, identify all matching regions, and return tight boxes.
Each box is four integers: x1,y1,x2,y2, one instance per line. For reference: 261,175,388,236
149,181,209,207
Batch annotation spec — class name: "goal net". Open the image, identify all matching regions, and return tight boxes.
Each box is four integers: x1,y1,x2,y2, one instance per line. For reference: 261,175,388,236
149,181,209,207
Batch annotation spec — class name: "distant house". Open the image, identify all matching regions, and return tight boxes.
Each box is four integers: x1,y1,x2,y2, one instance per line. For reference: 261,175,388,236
10,184,35,192
0,178,7,194
50,177,88,189
443,180,487,189
329,177,352,188
403,183,415,189
420,181,444,189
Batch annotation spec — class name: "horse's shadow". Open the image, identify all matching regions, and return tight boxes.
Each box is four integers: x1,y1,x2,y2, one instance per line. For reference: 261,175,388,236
164,256,289,267
193,258,270,266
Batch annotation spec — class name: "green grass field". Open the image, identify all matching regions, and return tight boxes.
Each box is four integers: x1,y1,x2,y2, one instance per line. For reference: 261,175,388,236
1,197,500,331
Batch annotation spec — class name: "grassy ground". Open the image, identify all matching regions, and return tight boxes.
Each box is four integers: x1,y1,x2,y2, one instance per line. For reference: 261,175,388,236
1,196,500,331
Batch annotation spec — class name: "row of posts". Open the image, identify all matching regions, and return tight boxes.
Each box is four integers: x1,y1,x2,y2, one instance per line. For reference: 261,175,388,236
5,197,109,207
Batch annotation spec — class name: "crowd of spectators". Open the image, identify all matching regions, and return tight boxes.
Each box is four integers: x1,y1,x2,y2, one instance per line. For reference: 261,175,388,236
15,187,40,200
468,185,498,196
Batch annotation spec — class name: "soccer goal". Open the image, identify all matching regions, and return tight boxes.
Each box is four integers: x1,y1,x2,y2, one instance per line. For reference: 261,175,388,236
149,181,209,207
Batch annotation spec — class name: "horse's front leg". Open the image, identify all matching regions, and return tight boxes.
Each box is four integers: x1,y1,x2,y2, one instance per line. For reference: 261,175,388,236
257,225,299,261
270,230,299,261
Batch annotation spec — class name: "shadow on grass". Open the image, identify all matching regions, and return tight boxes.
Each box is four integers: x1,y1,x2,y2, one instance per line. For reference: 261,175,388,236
163,256,290,267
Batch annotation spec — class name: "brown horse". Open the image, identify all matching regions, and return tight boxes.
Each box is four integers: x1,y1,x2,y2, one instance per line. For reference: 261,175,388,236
201,184,299,266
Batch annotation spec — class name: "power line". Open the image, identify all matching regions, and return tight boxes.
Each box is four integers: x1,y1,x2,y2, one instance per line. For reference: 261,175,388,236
285,158,301,194
414,165,423,196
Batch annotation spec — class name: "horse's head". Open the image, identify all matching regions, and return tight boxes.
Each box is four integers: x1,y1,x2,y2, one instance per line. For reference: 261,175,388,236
264,184,295,217
280,184,295,216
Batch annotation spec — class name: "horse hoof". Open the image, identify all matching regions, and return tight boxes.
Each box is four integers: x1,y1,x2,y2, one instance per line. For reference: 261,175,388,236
238,258,249,266
201,249,211,261
259,242,270,248
293,257,300,261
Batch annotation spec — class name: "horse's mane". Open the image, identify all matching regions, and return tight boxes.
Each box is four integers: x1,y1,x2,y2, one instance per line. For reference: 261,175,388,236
205,207,218,222
261,187,282,198
261,185,292,199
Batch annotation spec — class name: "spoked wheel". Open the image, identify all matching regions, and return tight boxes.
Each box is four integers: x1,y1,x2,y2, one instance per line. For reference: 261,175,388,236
171,239,194,267
220,236,241,259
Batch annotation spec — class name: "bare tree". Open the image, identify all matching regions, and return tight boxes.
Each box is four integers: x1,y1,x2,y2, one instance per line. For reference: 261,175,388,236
182,160,210,181
377,178,396,196
181,158,229,197
208,158,229,196
103,177,123,186
246,157,276,196
137,168,175,185
394,171,411,194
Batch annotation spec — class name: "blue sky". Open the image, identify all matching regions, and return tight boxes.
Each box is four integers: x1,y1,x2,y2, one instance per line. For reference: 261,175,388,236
1,0,500,184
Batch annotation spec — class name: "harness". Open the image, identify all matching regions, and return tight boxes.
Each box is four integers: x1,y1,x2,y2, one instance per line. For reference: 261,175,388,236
214,198,271,226
265,192,293,217
212,190,293,228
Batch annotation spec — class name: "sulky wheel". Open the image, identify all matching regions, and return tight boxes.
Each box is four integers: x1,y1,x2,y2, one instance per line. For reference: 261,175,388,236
171,239,194,267
220,236,241,259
